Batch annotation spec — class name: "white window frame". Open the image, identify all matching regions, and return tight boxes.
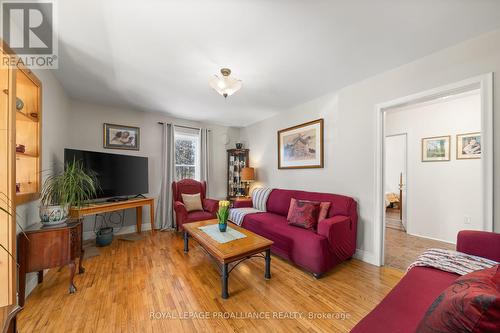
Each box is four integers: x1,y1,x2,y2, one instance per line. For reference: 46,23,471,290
174,128,201,181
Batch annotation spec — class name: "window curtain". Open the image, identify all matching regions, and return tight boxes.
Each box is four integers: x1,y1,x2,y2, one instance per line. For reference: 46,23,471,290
200,128,211,194
156,123,176,230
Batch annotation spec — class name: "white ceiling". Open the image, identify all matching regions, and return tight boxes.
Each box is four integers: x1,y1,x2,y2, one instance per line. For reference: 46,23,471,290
54,0,500,127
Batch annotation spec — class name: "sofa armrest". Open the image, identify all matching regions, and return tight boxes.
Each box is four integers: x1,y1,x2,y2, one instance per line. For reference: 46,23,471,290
203,198,219,214
456,230,500,262
317,215,355,260
174,201,188,218
233,200,253,208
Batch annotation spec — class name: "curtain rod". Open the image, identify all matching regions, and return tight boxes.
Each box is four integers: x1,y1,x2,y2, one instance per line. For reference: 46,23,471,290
157,122,211,132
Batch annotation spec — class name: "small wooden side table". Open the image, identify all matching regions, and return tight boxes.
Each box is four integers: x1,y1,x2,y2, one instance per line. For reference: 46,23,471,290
17,220,84,307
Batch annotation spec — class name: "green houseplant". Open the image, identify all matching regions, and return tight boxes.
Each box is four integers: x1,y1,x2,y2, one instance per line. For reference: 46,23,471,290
217,200,230,232
40,160,99,225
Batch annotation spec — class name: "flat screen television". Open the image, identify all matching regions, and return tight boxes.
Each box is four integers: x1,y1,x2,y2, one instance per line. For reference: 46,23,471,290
64,148,149,199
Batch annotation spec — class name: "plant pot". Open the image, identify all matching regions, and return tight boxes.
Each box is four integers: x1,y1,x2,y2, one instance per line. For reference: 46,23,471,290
96,227,113,247
39,204,69,226
218,222,228,232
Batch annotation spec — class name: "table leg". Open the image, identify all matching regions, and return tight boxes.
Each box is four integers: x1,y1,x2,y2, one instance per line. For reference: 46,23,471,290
37,271,43,283
150,200,155,233
221,263,229,299
68,261,77,294
136,206,142,233
183,231,189,253
79,221,85,274
265,249,271,280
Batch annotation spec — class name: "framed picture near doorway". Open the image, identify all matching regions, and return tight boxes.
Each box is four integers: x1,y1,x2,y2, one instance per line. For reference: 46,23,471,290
457,132,481,159
421,135,450,162
277,119,324,169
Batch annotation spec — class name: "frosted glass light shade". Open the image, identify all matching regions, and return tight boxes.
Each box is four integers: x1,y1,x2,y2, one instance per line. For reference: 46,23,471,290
209,68,242,98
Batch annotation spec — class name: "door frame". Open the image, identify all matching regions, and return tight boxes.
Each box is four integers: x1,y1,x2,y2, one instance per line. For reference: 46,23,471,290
374,73,494,266
384,132,408,230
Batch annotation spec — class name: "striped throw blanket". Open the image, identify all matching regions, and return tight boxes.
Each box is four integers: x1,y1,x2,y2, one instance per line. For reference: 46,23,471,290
229,208,263,226
407,248,498,276
229,187,274,226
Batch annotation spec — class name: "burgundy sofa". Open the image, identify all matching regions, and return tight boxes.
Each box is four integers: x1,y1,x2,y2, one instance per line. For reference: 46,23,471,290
172,179,219,231
351,230,500,333
233,188,358,277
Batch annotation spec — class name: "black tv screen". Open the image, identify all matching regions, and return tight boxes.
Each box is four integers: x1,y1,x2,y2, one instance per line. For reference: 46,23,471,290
64,149,149,199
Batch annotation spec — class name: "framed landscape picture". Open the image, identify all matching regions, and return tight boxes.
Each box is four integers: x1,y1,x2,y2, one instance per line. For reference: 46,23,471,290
103,123,140,150
278,119,324,169
421,135,450,162
457,132,481,159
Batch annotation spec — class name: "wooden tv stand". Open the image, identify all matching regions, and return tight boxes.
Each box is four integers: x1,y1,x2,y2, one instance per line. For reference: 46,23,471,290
69,197,156,233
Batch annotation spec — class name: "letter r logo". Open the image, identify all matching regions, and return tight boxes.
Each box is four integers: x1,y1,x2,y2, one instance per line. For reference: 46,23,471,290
2,1,53,55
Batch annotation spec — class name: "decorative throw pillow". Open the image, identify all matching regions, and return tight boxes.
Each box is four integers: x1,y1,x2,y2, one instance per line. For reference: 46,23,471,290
287,198,331,223
416,265,500,333
181,193,203,212
286,199,320,230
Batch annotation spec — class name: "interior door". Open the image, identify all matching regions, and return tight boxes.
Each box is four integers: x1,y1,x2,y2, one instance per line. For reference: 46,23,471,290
384,133,408,229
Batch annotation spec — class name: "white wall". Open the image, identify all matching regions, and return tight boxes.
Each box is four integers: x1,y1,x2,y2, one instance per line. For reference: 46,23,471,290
240,28,500,265
385,92,482,243
384,134,406,195
66,100,240,235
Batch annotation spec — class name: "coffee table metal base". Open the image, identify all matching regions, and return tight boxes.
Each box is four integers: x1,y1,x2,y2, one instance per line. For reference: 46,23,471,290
183,231,271,299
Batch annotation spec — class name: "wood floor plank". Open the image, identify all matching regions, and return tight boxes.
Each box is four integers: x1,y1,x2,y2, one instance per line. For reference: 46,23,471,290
18,231,402,332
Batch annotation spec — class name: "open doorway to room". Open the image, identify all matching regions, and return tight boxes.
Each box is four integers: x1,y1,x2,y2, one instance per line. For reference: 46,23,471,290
376,74,493,271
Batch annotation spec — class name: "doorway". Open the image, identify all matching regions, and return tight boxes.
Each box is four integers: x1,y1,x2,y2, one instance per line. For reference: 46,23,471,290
384,133,407,232
374,74,494,268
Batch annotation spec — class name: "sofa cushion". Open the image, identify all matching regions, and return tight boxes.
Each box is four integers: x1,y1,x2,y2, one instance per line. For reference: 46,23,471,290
266,188,354,218
287,199,320,230
182,193,203,212
416,265,500,333
187,210,214,222
351,267,459,333
286,198,331,223
242,212,333,273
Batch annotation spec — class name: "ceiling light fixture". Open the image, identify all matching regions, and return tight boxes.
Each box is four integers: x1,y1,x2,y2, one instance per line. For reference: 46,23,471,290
209,68,242,98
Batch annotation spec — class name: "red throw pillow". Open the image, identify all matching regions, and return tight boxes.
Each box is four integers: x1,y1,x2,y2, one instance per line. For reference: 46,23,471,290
416,265,500,333
286,199,320,230
287,198,331,223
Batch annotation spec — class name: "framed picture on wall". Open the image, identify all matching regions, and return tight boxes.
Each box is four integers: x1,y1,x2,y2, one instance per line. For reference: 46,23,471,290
103,123,140,150
457,132,481,159
277,119,324,169
421,135,450,162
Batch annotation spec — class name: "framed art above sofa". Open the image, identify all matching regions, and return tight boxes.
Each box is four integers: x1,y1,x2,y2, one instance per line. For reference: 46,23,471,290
277,119,324,169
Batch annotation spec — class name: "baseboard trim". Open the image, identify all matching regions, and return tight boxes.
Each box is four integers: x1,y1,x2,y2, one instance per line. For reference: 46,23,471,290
354,248,379,266
406,232,456,245
83,223,152,240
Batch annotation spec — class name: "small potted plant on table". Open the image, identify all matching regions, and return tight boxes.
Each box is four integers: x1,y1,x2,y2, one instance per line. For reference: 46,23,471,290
40,160,98,225
217,200,230,232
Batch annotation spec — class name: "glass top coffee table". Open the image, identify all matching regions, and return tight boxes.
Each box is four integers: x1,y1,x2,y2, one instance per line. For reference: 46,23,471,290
183,219,273,299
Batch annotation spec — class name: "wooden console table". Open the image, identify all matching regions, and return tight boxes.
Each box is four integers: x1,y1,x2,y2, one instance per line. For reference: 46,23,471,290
69,197,155,233
17,220,84,307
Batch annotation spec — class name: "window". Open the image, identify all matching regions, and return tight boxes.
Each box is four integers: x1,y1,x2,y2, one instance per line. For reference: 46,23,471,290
174,127,201,181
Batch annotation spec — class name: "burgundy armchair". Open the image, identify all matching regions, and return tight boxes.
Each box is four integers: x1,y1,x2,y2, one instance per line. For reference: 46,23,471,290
172,179,219,231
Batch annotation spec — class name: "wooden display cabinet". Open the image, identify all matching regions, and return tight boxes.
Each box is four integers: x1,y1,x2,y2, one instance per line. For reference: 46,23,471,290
1,40,42,332
227,149,249,200
13,60,42,204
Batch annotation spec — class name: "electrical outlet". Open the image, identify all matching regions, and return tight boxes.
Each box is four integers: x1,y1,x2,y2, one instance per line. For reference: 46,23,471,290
464,216,472,225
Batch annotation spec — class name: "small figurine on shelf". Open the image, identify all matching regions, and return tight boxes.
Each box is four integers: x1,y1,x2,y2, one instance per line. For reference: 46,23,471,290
16,144,25,153
235,142,243,149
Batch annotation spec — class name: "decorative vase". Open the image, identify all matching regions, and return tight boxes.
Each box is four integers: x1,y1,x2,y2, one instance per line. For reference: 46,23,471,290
39,204,69,226
235,142,243,149
218,222,228,232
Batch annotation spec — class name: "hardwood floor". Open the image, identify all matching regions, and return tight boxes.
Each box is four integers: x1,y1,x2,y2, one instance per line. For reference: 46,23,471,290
18,231,403,333
384,227,455,271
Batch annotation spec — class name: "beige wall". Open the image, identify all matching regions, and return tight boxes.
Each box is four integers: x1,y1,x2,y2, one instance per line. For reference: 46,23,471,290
241,28,500,264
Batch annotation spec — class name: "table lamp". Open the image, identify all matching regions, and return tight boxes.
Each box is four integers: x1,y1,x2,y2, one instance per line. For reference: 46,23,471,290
241,167,255,197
